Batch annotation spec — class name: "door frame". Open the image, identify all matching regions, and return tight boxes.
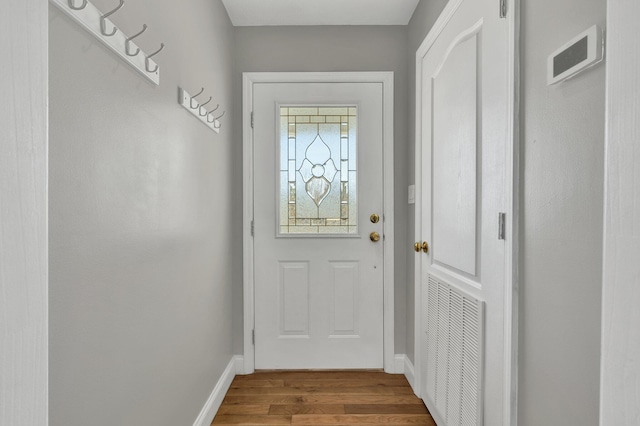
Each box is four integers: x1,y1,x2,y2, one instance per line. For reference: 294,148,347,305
242,72,395,374
412,0,519,424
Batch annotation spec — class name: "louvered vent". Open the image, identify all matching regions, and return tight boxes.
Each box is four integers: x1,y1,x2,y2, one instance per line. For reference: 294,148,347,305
423,274,484,426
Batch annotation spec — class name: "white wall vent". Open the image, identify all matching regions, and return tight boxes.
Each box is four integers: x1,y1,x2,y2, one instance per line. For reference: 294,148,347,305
423,274,485,426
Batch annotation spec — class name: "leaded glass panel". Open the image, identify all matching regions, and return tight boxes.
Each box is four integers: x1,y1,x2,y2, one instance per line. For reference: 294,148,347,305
279,106,357,235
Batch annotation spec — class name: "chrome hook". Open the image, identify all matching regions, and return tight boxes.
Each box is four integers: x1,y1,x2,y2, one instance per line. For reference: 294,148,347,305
68,0,88,10
211,110,226,121
206,105,221,123
145,43,164,73
100,0,124,37
125,24,147,57
198,97,213,116
212,111,226,129
190,88,205,109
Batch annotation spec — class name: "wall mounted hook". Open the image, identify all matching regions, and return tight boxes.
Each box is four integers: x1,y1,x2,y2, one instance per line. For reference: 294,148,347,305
198,97,213,116
125,24,147,57
190,88,205,109
212,111,225,129
68,0,88,10
100,0,124,37
206,106,221,123
145,43,164,73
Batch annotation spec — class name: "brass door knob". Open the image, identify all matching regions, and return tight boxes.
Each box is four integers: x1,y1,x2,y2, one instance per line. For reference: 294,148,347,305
370,232,381,242
414,242,421,252
370,214,380,224
421,241,429,253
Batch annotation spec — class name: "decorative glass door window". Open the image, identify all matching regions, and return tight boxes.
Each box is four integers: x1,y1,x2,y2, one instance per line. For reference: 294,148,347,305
279,106,357,235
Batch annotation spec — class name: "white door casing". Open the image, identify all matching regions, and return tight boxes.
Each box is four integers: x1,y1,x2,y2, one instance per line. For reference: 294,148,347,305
242,72,395,373
413,0,518,425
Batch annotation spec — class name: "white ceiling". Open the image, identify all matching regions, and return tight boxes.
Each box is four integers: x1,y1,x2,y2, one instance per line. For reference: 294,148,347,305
221,0,421,26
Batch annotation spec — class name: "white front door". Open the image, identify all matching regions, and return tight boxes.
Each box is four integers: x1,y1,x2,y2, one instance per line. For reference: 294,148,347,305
252,81,385,369
416,0,515,424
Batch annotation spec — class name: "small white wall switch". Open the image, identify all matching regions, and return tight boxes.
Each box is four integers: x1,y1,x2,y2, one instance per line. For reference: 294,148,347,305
408,185,415,204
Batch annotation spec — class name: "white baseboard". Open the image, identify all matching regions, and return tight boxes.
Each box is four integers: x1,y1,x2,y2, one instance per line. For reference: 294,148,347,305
234,355,245,375
394,354,416,393
394,354,405,374
404,355,416,392
192,355,240,426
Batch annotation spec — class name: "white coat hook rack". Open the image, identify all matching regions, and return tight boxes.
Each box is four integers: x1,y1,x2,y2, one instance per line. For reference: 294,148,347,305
179,87,222,134
50,0,162,85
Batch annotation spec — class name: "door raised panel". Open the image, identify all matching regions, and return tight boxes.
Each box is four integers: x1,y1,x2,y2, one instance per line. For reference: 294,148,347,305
278,262,309,336
432,30,480,277
329,261,360,336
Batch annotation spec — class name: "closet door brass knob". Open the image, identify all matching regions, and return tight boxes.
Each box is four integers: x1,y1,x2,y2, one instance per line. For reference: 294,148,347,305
370,232,381,242
421,241,429,254
414,242,421,252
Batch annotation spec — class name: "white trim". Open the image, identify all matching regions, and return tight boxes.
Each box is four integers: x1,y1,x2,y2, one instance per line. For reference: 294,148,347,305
1,2,48,425
234,355,245,375
394,354,416,392
404,355,416,392
242,74,256,375
412,1,519,423
394,354,406,374
601,1,640,423
191,356,239,426
243,72,395,373
505,1,521,424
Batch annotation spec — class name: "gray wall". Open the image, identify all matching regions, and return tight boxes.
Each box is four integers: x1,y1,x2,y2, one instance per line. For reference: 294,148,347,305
406,0,450,365
233,26,410,355
48,0,235,425
519,0,605,424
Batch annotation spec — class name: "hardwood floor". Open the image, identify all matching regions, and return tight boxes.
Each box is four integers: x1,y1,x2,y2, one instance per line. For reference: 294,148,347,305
213,370,436,425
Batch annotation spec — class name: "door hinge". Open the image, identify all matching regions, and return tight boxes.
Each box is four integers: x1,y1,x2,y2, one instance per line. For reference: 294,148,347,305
251,220,254,237
252,329,255,345
498,213,506,240
251,111,254,128
499,0,507,18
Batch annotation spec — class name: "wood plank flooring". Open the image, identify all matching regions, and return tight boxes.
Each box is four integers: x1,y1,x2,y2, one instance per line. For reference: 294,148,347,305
213,370,436,425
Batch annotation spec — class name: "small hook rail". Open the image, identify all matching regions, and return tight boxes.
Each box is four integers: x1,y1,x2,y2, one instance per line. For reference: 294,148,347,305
50,0,163,85
179,87,223,134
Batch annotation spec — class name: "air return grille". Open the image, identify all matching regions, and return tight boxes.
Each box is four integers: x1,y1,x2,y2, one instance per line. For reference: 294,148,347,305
423,275,484,426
